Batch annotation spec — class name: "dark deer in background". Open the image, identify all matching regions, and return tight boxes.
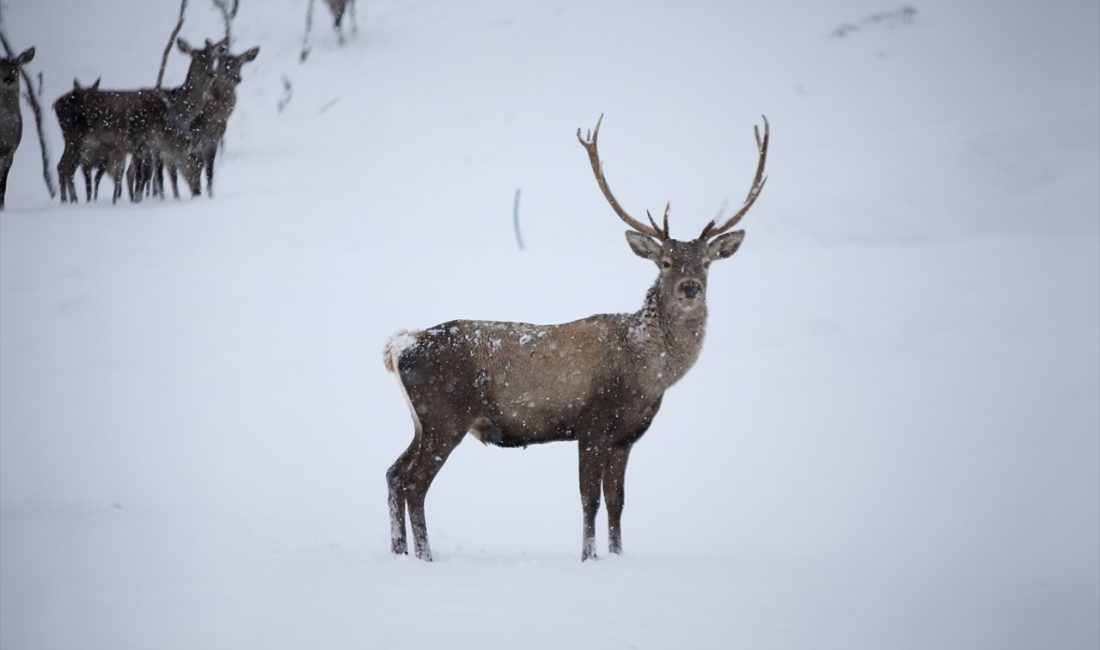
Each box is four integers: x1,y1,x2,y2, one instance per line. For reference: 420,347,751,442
54,78,126,203
384,115,769,561
54,38,224,204
325,0,358,44
133,38,226,201
179,45,259,197
0,46,35,209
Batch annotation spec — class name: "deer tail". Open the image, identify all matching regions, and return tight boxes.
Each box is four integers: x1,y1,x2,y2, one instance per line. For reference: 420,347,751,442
383,330,422,373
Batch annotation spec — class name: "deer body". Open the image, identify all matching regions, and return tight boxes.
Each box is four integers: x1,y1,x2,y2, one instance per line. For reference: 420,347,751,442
391,301,693,448
0,47,34,209
386,116,768,561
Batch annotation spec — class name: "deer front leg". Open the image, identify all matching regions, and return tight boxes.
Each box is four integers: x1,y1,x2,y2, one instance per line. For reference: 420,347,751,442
602,444,631,555
578,444,604,561
81,164,93,202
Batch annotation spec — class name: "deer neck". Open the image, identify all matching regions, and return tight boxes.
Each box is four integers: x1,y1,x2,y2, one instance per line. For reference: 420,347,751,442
633,281,707,393
171,64,212,122
0,86,19,111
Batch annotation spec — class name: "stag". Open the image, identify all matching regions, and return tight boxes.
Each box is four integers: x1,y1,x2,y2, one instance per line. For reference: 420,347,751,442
0,46,35,210
384,115,769,561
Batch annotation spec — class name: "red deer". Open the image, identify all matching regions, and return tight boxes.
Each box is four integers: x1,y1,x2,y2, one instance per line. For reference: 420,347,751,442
0,46,35,210
384,115,769,561
53,78,125,203
325,0,357,44
178,44,260,197
54,38,224,204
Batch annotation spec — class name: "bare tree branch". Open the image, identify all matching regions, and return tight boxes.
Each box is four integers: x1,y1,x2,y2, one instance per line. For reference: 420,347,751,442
157,0,188,88
211,0,239,46
300,0,316,62
276,75,293,113
0,29,56,198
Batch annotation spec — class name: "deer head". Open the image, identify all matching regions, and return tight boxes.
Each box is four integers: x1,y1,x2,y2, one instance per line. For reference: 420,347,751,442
1,47,34,90
576,115,768,320
217,46,260,85
175,38,228,95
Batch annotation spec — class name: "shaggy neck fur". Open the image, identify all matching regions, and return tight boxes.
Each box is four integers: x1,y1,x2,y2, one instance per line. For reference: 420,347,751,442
633,280,707,393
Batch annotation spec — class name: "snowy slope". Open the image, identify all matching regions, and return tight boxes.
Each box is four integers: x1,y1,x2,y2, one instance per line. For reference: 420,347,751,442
1,1,1098,649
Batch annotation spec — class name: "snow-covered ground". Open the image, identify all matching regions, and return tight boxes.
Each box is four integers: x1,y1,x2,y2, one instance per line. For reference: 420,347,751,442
1,1,1097,648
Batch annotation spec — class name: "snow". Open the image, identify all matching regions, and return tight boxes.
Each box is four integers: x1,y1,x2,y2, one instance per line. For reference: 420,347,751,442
1,0,1098,648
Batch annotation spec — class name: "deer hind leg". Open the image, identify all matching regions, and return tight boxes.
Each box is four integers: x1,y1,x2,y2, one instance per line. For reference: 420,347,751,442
602,445,632,555
578,443,606,561
57,146,77,203
0,152,10,209
93,168,104,201
386,439,419,555
404,421,465,562
203,147,216,197
167,162,180,200
81,163,93,202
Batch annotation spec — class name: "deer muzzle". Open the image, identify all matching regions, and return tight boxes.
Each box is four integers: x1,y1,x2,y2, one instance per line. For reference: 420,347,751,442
678,280,703,300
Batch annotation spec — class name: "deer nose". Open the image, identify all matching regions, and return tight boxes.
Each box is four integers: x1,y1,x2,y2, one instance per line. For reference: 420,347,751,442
680,280,703,299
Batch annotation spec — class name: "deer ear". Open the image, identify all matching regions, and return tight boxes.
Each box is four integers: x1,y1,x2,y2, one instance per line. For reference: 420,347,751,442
17,48,35,65
91,77,101,90
177,38,194,54
625,231,662,261
707,230,745,260
73,78,81,90
242,47,260,62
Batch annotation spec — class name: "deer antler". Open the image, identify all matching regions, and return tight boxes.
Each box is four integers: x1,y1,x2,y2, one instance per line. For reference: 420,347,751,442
577,115,669,240
699,115,769,240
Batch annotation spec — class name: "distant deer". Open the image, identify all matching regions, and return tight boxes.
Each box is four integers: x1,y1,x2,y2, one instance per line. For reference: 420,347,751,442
54,38,224,204
178,44,260,197
133,38,227,201
54,78,125,203
325,0,358,44
0,46,35,210
384,115,769,561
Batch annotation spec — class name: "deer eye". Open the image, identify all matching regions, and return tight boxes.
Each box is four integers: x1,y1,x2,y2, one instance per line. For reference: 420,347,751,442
661,259,672,269
703,260,711,269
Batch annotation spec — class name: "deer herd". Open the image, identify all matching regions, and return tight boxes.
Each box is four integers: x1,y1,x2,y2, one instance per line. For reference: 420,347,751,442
0,37,259,210
2,13,772,563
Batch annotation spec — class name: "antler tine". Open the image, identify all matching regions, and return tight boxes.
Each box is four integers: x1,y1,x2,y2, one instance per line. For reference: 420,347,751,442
646,201,671,239
577,115,667,240
700,115,770,240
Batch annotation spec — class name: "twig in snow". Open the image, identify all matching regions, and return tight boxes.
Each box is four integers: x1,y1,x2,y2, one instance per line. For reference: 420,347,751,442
318,97,340,113
0,30,56,198
157,0,188,88
277,75,293,113
513,188,525,251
